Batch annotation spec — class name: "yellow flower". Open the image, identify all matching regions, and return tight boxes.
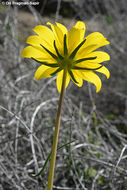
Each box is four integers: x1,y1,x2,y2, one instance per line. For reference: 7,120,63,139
21,21,110,92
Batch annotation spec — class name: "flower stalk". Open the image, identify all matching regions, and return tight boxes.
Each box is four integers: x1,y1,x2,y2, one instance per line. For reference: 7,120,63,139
47,69,67,190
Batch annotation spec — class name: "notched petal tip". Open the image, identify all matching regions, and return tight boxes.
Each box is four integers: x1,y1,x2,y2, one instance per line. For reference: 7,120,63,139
56,22,68,35
74,21,86,30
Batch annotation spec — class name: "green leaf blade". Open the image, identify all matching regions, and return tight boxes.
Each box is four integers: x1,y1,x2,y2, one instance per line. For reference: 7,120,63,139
69,39,86,59
74,56,97,64
40,44,58,60
72,65,103,71
32,58,58,68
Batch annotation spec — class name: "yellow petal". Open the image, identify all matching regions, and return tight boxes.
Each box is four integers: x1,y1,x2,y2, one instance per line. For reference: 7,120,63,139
21,46,46,58
76,61,110,79
26,35,55,53
34,57,57,63
26,35,42,46
76,61,110,78
85,32,110,50
56,22,68,53
68,28,81,54
35,65,58,80
74,21,86,39
76,62,101,68
87,51,110,63
56,22,68,35
81,71,102,92
68,21,85,54
33,25,54,44
56,70,70,92
77,32,110,56
47,22,64,53
75,44,96,59
70,70,83,87
77,51,110,63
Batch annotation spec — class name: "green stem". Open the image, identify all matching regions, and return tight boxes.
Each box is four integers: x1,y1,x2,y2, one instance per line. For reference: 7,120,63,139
47,69,67,190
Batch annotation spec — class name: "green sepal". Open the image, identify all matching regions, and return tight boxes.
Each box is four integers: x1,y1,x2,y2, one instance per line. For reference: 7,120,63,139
54,41,63,60
32,140,75,177
50,67,62,76
69,70,78,84
72,65,103,71
64,34,68,56
31,58,58,68
74,56,97,64
40,44,58,60
69,39,86,59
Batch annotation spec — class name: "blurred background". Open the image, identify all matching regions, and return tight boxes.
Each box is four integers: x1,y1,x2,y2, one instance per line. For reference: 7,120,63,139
0,0,127,189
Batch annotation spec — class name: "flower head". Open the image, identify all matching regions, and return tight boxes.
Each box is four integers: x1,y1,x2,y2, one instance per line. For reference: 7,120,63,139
21,21,110,92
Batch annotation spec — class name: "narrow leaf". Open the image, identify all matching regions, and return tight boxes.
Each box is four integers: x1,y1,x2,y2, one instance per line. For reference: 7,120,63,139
69,70,78,84
32,58,58,68
32,140,75,177
74,56,97,64
40,44,58,60
50,68,62,76
32,152,51,177
54,41,63,60
69,39,86,59
72,65,103,71
64,34,68,56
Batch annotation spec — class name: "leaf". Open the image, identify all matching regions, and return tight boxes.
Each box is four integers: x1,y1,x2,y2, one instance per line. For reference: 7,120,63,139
74,56,97,64
32,140,75,177
69,70,78,84
64,34,68,56
40,44,58,60
72,65,103,71
54,40,63,60
69,39,86,59
32,58,58,68
50,68,62,76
